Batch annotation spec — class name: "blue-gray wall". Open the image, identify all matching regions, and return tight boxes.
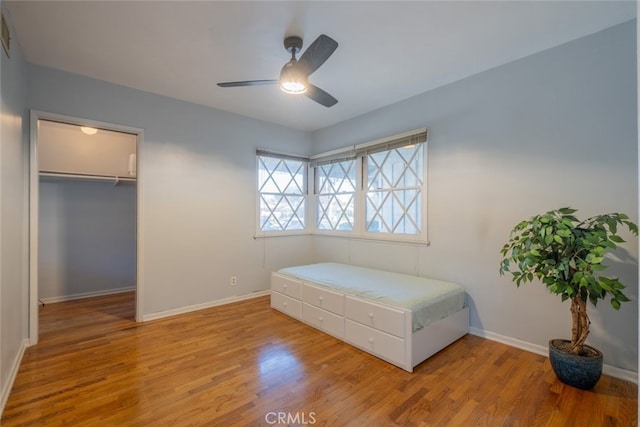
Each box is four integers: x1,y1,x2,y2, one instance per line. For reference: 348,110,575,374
0,1,28,409
38,180,137,300
27,65,314,317
312,21,638,372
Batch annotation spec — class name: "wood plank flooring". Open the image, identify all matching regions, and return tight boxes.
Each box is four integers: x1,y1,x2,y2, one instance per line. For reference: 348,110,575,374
2,292,637,426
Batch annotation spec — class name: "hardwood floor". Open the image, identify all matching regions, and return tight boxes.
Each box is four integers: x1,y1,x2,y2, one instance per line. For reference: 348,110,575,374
2,292,637,426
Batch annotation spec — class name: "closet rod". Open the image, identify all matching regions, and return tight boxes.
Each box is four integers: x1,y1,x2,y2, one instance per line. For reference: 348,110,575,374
39,171,136,185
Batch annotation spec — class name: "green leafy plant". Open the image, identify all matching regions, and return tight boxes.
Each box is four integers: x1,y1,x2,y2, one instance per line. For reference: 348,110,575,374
499,208,637,355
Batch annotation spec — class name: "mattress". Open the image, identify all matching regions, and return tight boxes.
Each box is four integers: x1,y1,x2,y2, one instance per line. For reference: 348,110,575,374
277,262,465,332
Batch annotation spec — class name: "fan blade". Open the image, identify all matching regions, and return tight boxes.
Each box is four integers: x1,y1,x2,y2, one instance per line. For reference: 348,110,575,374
297,34,338,77
217,80,278,87
305,84,338,107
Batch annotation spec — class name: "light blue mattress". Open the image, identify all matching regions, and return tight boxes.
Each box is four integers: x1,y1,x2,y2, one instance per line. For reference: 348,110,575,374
277,262,466,332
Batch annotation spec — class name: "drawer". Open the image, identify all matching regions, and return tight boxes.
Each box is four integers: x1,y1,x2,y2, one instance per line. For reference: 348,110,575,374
302,283,344,315
345,320,405,366
303,303,344,339
271,291,302,320
271,273,302,300
345,296,406,338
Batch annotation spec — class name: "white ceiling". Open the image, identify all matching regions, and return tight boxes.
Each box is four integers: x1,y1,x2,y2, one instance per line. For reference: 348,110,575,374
5,1,636,132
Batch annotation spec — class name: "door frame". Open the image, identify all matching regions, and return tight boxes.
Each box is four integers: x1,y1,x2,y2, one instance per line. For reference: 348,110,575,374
28,110,145,344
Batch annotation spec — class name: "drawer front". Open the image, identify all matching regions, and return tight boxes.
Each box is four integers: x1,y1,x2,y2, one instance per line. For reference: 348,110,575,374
345,296,406,338
303,303,344,339
271,273,302,300
271,291,302,320
345,320,405,366
302,283,344,315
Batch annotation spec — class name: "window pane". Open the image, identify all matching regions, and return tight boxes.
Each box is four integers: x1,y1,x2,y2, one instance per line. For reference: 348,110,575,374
318,194,354,231
316,160,355,231
368,145,423,190
258,155,306,232
365,144,423,236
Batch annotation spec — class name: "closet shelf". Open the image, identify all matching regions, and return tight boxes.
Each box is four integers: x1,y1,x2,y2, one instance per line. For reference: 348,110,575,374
39,171,136,186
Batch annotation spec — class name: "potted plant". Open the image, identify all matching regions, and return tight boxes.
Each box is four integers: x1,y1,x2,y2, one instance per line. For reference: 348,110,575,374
499,208,637,389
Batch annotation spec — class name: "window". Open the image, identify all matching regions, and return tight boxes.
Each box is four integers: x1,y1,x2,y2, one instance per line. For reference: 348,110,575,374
311,129,428,242
316,159,356,231
257,151,308,233
365,143,423,235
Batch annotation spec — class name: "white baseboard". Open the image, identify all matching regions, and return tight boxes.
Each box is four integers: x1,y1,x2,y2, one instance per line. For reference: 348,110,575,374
0,338,28,416
469,327,638,384
142,290,271,322
601,364,638,384
40,286,135,304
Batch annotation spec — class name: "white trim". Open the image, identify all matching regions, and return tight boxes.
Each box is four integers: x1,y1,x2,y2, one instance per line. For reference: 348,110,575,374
469,326,546,355
469,327,638,384
29,110,145,343
29,111,39,344
604,364,639,384
40,287,135,304
312,233,430,246
135,130,144,322
253,232,310,239
142,290,270,322
0,339,28,415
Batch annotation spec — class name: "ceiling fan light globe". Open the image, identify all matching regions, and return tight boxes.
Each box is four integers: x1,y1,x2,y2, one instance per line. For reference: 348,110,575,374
281,81,307,94
280,61,308,94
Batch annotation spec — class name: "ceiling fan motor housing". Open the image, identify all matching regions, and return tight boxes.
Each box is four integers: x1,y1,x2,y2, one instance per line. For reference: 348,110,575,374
284,36,303,54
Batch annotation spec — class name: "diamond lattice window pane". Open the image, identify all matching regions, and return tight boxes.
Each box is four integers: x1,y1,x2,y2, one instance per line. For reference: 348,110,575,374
365,145,423,236
317,194,354,230
366,191,390,233
316,160,356,231
258,157,282,193
391,189,420,234
258,156,306,231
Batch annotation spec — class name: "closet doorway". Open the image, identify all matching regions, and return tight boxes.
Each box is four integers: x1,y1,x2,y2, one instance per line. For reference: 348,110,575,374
29,111,144,343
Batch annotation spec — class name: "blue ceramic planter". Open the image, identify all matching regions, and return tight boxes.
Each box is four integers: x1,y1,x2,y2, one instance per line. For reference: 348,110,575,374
548,339,603,390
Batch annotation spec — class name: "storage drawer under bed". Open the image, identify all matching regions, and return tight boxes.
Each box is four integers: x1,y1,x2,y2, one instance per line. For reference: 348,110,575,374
302,283,344,315
345,296,406,338
345,319,405,366
271,273,303,300
271,291,302,320
302,303,344,339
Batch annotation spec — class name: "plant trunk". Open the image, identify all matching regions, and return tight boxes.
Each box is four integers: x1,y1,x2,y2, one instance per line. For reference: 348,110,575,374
570,295,590,354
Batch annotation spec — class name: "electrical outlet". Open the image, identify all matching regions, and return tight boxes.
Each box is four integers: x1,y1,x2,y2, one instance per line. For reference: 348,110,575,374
230,276,237,286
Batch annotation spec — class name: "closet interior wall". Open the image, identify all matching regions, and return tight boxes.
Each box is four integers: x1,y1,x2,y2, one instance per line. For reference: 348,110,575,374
38,120,137,302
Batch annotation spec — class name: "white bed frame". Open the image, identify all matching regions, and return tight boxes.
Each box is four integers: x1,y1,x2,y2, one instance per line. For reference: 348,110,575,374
270,271,469,372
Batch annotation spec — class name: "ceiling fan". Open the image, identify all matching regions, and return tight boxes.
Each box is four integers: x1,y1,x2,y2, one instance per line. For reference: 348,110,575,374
217,34,339,107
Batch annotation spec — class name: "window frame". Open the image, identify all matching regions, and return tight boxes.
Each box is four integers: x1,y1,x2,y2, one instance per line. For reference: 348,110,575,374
361,142,427,242
311,128,429,244
255,150,310,238
313,157,358,235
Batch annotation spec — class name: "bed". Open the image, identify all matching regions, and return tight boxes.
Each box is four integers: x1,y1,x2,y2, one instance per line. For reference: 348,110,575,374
270,262,469,372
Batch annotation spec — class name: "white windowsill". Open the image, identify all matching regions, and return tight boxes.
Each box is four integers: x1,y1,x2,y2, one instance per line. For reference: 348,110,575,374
254,230,430,246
